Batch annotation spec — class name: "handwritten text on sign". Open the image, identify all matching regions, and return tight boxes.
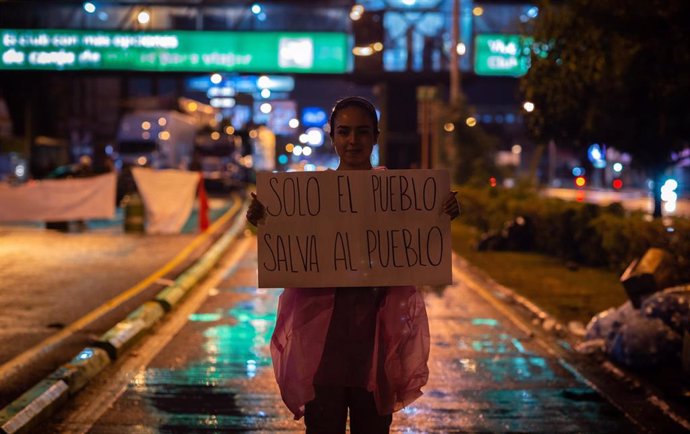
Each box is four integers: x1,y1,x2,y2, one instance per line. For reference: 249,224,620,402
256,169,451,288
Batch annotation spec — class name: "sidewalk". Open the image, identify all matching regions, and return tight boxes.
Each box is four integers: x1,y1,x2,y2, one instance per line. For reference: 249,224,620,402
48,240,656,433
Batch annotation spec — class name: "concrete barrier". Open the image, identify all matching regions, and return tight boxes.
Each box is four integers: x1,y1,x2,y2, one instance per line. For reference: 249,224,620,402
50,347,112,395
0,379,69,434
95,301,166,360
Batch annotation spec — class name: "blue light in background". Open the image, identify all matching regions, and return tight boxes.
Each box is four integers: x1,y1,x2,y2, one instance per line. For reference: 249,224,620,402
302,107,328,127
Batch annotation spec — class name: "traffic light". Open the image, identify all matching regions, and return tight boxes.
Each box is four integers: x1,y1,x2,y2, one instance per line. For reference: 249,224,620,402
353,11,384,73
612,178,623,190
575,176,586,188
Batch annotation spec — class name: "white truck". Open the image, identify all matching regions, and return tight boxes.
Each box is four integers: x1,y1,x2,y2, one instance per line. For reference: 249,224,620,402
115,110,198,170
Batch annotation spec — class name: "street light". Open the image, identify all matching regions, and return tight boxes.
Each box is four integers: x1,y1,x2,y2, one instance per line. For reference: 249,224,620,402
350,5,364,21
137,9,151,25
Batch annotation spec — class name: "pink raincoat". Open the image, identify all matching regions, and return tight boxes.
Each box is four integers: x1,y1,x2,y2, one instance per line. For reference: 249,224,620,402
270,286,430,420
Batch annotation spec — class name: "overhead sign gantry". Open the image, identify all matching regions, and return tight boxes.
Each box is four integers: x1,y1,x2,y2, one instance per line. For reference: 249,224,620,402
0,29,349,73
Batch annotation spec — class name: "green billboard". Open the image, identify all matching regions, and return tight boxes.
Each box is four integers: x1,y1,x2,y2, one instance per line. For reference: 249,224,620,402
0,29,349,73
474,34,532,77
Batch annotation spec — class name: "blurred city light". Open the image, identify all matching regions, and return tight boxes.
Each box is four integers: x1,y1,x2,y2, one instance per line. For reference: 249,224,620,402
588,143,607,169
511,144,522,154
158,131,170,140
141,121,151,130
302,146,313,156
527,6,539,18
251,3,262,14
259,102,272,114
353,46,374,56
260,88,271,98
350,5,364,20
575,176,586,188
661,179,678,199
306,127,325,146
210,97,235,108
662,179,678,213
489,177,497,187
257,75,270,88
298,133,308,143
465,117,477,127
523,101,535,112
444,122,455,132
158,117,167,127
472,6,484,16
285,143,294,153
211,131,220,140
83,2,96,13
137,9,151,25
288,118,299,128
278,154,288,164
572,167,584,177
456,42,466,56
225,126,235,134
613,162,623,172
293,145,303,156
612,179,623,190
210,73,222,84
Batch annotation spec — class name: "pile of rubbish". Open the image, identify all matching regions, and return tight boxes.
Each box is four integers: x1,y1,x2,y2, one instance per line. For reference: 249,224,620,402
476,216,534,252
580,248,690,369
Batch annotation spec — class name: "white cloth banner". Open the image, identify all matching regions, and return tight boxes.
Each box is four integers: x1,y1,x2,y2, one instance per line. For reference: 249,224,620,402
0,173,116,223
132,167,199,234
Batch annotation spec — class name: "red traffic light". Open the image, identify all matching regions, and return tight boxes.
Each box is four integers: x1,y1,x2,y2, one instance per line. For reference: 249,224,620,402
612,179,623,190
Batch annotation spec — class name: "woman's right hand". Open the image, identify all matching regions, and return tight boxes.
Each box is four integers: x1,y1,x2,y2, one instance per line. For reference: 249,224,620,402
246,192,266,226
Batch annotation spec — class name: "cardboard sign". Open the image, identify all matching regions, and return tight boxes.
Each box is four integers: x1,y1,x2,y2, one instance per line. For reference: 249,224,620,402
256,169,451,288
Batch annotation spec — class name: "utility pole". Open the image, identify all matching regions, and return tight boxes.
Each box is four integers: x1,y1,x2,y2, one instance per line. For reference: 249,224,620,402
450,0,460,105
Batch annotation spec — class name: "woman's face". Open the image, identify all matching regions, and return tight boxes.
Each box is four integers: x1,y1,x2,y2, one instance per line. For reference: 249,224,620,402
332,106,378,170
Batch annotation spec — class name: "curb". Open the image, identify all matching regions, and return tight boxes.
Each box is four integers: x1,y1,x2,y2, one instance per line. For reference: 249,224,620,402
453,255,574,340
0,201,248,434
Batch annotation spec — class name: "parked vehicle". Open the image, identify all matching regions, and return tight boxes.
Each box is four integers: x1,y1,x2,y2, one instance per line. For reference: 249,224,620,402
193,132,253,192
114,110,198,170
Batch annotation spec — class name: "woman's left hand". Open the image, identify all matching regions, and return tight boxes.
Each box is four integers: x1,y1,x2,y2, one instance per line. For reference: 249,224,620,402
442,191,460,220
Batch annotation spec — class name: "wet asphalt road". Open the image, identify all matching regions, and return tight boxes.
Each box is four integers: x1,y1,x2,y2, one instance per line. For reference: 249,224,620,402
48,235,643,433
0,197,233,408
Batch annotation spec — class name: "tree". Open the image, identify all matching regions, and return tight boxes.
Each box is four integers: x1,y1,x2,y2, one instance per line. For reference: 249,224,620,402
520,0,690,217
444,95,499,187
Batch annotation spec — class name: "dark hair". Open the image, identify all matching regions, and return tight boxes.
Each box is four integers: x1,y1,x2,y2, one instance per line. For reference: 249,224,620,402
328,96,379,139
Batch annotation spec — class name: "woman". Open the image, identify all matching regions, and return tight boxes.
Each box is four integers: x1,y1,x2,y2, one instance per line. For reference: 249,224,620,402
247,96,460,433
